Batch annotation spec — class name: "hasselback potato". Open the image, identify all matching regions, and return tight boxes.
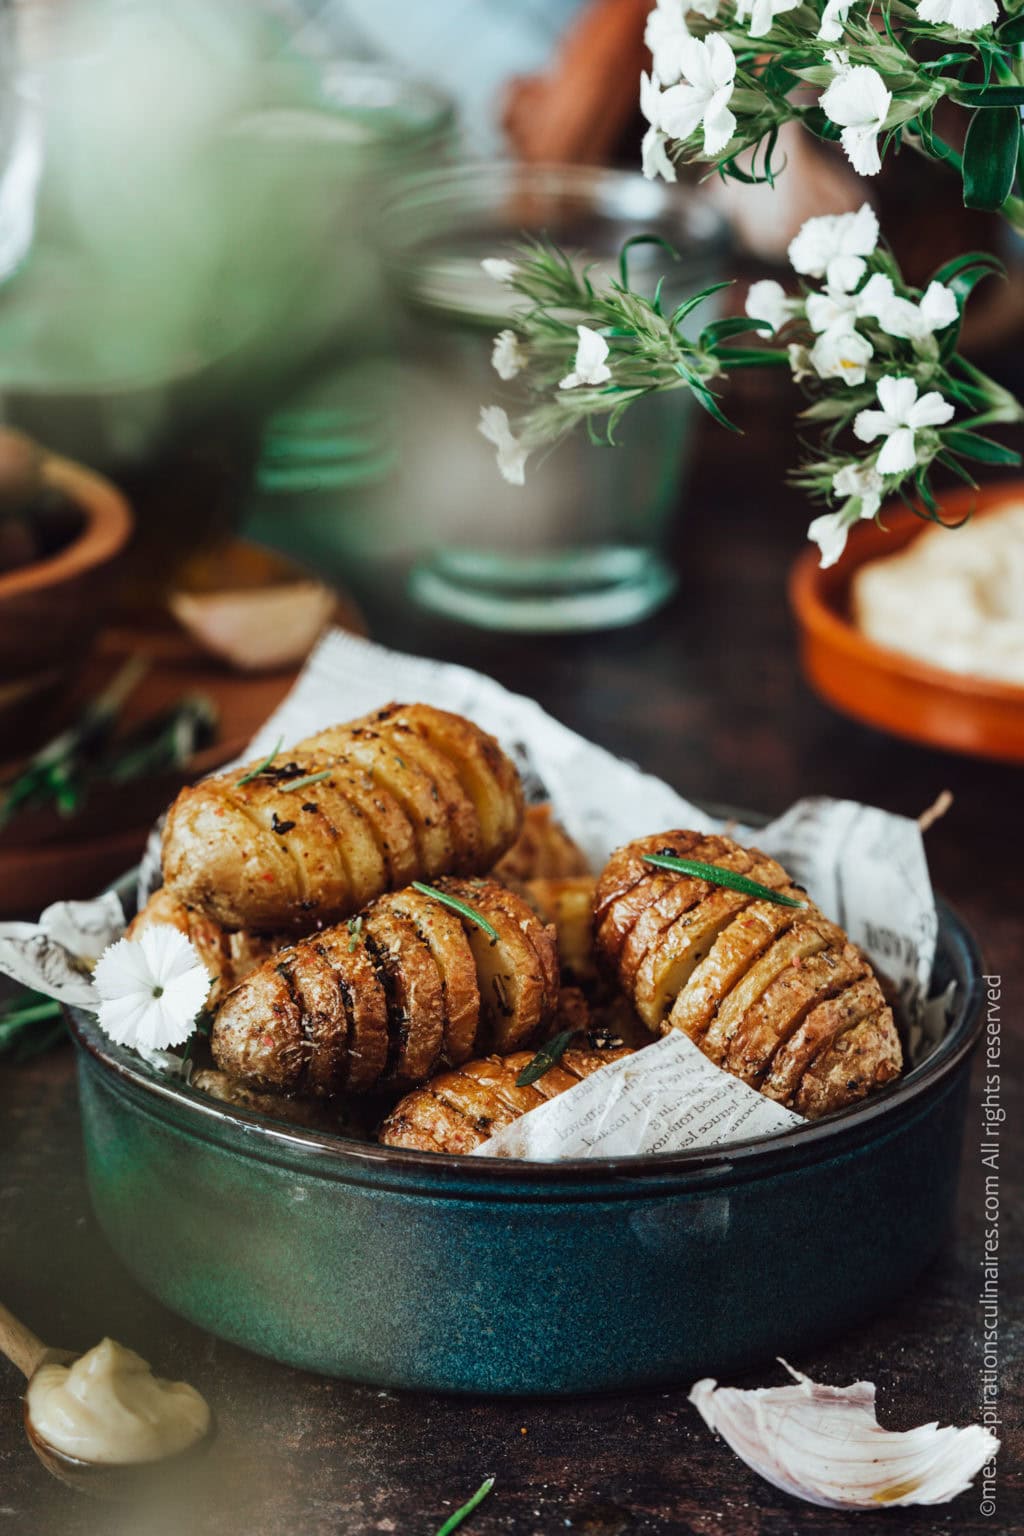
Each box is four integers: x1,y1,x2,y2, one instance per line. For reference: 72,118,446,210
594,831,903,1117
378,1045,633,1154
127,890,282,1006
161,703,524,932
494,803,590,883
211,878,559,1096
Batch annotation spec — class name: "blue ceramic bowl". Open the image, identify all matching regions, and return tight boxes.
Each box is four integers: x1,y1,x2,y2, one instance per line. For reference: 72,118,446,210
69,898,982,1396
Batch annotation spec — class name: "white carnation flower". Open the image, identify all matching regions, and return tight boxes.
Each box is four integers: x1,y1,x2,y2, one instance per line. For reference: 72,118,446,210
833,460,884,516
479,405,529,485
916,0,998,28
745,279,802,332
820,63,892,176
818,0,852,39
853,375,955,474
736,0,801,35
809,326,873,385
640,70,677,182
808,508,857,567
93,927,211,1052
858,275,958,341
788,203,878,278
658,34,737,157
491,329,527,380
645,0,690,84
560,325,612,390
809,461,886,566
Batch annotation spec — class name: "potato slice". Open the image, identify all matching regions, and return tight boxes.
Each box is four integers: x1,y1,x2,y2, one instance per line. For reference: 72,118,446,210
668,901,801,1043
272,944,350,1097
326,727,455,874
212,957,307,1094
375,722,484,874
791,1005,902,1117
698,917,843,1066
377,1089,475,1155
440,878,554,1052
760,974,887,1106
316,926,390,1091
722,941,869,1087
487,883,560,1016
632,885,753,1030
593,831,706,954
385,887,481,1065
363,905,446,1083
376,704,523,863
524,876,597,985
270,770,386,914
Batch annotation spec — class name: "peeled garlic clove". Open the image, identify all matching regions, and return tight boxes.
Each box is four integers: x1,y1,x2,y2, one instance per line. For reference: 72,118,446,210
169,582,336,672
689,1360,999,1510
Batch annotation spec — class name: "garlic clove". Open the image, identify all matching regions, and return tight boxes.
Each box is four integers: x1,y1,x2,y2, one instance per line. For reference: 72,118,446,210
689,1359,999,1510
169,582,336,673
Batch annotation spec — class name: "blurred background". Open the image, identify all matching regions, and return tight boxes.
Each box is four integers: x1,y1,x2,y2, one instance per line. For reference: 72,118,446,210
0,0,1022,945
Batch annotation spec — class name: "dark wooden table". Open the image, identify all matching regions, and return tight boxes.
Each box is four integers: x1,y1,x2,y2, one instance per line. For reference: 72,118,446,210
2,382,1021,1535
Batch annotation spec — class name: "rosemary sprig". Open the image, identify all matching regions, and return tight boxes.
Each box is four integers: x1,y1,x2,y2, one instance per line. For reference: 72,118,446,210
411,883,499,943
643,854,807,909
281,768,332,794
235,736,284,788
516,1029,574,1087
347,915,363,952
435,1478,495,1536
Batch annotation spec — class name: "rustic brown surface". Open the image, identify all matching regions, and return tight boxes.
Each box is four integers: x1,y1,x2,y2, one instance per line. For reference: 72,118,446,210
1,385,1021,1534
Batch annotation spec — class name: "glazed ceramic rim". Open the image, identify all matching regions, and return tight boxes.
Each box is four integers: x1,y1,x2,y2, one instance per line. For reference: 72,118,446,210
789,480,1024,705
0,455,132,600
69,896,983,1185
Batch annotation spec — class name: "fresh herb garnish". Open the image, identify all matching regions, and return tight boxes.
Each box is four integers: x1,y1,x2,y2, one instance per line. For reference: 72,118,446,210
235,736,284,788
0,996,65,1061
412,882,499,943
516,1029,574,1087
434,1478,495,1536
281,769,332,794
347,915,363,952
642,853,807,909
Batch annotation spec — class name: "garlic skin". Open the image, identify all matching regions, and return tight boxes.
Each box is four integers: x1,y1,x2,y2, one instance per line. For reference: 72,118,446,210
689,1360,999,1510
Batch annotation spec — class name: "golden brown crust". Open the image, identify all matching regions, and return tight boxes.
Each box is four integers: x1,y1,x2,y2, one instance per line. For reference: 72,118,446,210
494,803,590,883
594,830,903,1118
437,878,560,1053
378,1045,632,1153
386,887,481,1066
162,705,523,931
363,904,446,1083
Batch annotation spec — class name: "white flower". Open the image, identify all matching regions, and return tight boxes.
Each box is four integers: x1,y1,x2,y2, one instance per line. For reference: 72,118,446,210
745,279,801,333
808,508,857,567
818,0,851,39
858,275,958,340
805,257,868,334
640,71,677,181
491,329,526,380
481,257,516,285
820,64,892,176
93,927,211,1052
736,0,800,35
788,343,814,381
645,0,690,84
809,325,873,385
560,325,612,389
788,203,878,278
916,0,998,28
808,463,884,565
478,405,529,485
659,34,737,157
854,375,955,473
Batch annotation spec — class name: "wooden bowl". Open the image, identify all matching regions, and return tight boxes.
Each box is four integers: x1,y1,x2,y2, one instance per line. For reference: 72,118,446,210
789,479,1024,763
0,455,132,739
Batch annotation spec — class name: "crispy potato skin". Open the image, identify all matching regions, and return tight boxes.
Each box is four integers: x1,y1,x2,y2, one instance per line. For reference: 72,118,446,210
211,878,559,1096
594,830,902,1118
162,704,523,931
378,1045,632,1154
127,890,283,1006
494,804,590,883
190,1069,345,1131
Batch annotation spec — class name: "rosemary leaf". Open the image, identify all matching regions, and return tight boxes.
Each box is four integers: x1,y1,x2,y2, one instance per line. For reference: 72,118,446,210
643,853,807,909
516,1029,574,1087
281,768,332,794
347,915,363,952
235,736,284,788
435,1478,495,1536
411,883,499,943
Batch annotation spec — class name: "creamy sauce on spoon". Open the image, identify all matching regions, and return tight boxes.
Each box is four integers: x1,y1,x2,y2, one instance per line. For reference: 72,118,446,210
25,1338,209,1464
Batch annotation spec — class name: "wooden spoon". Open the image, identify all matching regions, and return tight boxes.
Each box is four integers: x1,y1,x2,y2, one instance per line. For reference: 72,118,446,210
0,1301,214,1498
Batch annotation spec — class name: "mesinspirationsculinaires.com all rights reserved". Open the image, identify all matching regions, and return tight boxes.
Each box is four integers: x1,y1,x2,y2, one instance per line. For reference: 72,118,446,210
978,974,1001,1520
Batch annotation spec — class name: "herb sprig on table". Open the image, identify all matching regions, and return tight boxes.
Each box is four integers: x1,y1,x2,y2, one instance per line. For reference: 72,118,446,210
435,1477,494,1536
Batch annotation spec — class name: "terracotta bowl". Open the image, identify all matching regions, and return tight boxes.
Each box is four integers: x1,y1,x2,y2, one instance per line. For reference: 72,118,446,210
0,455,132,740
789,479,1024,763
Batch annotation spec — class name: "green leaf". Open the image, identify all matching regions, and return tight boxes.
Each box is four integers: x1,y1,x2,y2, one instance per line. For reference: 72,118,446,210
618,234,679,292
235,737,284,787
516,1031,575,1087
689,376,739,433
962,106,1020,209
668,280,732,330
941,428,1022,465
700,315,774,349
950,83,1024,107
642,853,807,908
435,1479,495,1536
998,12,1024,40
799,107,843,142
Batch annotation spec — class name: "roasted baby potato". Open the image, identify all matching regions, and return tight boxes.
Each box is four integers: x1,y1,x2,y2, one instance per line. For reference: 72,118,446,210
594,831,902,1117
127,890,283,1006
378,1045,633,1154
494,803,590,883
189,1069,346,1131
161,703,524,932
211,878,559,1096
